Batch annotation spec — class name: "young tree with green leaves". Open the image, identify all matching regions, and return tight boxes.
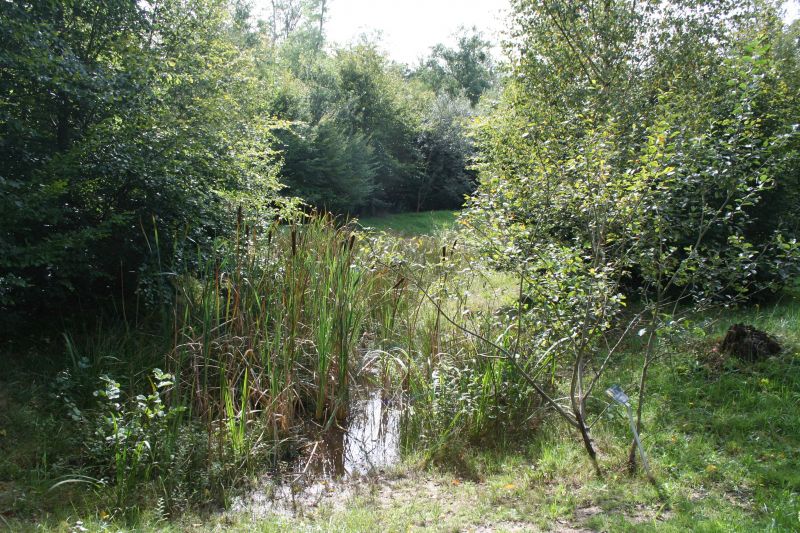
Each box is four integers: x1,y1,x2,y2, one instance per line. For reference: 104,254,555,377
463,0,800,472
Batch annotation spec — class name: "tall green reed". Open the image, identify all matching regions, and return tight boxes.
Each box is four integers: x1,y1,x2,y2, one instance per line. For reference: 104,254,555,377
58,213,541,512
169,214,397,448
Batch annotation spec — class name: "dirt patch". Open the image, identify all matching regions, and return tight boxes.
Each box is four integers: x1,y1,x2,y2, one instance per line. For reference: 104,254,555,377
373,475,446,509
551,517,595,532
230,475,372,519
574,505,602,520
473,520,541,532
723,488,754,510
625,502,673,524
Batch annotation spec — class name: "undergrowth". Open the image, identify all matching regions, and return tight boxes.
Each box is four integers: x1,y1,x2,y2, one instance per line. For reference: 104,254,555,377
1,215,798,531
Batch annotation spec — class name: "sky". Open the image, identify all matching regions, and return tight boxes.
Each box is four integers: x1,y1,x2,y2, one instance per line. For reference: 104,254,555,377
324,0,510,65
786,0,800,22
323,0,800,66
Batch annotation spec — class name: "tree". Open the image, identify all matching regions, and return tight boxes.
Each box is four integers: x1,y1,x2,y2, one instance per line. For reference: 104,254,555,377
278,119,377,213
248,14,487,215
0,0,288,318
462,0,800,472
415,27,496,106
413,94,477,211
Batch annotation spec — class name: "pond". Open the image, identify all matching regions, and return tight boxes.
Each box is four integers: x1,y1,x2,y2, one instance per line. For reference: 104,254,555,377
305,388,402,478
232,386,405,517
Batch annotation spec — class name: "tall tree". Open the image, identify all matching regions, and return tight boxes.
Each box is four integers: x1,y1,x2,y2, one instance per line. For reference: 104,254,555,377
467,0,799,292
0,0,287,316
415,27,496,106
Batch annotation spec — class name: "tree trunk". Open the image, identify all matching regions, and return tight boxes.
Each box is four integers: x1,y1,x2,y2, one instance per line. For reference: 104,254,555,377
576,410,601,476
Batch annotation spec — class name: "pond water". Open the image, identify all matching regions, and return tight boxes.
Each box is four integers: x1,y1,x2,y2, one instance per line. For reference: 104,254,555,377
231,386,404,517
305,388,402,478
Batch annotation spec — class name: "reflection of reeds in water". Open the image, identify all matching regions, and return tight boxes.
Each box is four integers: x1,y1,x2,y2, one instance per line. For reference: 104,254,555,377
294,388,402,479
342,389,401,475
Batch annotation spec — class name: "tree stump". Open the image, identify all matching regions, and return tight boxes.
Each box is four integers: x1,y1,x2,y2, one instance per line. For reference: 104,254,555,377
719,323,781,362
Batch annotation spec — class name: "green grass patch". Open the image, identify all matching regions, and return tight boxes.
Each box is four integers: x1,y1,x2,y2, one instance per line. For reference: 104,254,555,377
357,210,458,236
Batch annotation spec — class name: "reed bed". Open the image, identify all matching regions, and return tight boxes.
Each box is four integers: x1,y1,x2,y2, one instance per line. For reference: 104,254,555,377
166,215,424,462
46,214,539,513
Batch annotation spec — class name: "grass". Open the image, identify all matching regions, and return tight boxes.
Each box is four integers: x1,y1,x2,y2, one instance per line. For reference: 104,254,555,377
4,297,798,531
1,215,798,531
226,297,798,532
357,210,458,236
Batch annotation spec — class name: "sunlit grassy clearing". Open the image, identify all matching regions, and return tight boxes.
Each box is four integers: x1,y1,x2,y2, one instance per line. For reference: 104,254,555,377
357,210,458,236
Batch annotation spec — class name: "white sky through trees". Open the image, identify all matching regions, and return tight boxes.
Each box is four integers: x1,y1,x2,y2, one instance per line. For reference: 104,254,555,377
324,0,509,65
321,0,799,66
786,0,799,22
